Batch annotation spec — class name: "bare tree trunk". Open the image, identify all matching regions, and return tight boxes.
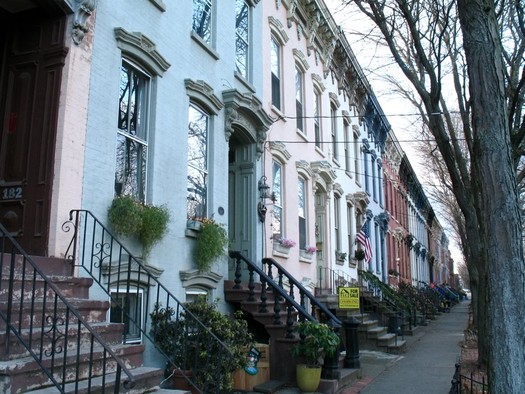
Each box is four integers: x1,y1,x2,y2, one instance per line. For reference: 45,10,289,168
457,1,525,391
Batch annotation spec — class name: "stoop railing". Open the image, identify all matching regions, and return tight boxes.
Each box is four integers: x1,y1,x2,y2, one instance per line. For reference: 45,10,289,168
64,209,233,394
359,269,416,331
0,222,135,393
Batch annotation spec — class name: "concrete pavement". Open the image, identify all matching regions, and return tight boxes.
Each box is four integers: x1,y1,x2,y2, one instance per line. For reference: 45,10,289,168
339,301,469,394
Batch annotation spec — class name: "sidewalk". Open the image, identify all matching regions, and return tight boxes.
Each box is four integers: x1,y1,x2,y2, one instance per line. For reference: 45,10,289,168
339,301,470,394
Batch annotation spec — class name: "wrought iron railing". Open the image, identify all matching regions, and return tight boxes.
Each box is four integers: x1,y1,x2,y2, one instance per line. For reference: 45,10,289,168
229,251,342,335
63,209,233,393
450,362,489,393
359,269,416,331
317,266,358,293
0,223,135,393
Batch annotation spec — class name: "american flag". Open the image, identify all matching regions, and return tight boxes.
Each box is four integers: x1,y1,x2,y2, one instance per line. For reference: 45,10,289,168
356,222,373,263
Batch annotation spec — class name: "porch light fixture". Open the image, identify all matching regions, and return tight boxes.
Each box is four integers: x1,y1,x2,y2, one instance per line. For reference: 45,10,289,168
258,176,271,222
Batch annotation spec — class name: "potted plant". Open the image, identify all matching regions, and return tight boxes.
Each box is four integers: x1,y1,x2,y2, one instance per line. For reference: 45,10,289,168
107,195,170,257
354,249,366,261
388,268,400,277
273,237,296,254
193,218,228,271
291,321,340,392
300,245,317,260
335,251,347,262
150,298,254,393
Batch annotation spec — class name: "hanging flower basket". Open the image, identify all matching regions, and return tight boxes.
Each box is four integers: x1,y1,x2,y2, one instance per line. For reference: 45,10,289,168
354,250,366,261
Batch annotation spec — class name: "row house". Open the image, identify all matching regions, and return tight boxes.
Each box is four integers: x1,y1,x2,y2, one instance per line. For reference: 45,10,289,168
259,0,390,296
0,0,454,388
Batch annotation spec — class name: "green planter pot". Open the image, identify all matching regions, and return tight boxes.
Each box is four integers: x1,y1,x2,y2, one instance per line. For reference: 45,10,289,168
296,364,322,392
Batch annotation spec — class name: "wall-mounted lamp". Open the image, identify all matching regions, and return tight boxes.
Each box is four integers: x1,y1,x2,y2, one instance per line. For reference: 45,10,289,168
258,176,271,222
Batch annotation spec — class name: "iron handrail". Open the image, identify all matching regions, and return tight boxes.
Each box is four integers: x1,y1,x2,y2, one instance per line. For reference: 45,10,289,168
0,222,135,393
64,209,234,393
318,266,358,294
359,269,416,328
262,257,342,327
229,251,341,335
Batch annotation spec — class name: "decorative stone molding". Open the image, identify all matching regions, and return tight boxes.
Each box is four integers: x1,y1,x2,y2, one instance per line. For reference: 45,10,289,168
270,141,292,162
180,269,223,289
72,0,97,45
295,160,313,177
185,79,224,115
333,182,344,196
268,16,289,44
115,28,171,76
329,92,340,108
311,73,325,92
222,89,273,158
375,211,390,232
293,48,310,71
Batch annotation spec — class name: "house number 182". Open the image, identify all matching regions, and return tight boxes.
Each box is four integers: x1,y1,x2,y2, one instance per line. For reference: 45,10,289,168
2,187,22,200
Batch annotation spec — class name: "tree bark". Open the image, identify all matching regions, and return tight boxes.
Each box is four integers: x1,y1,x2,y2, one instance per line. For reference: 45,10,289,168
457,0,525,392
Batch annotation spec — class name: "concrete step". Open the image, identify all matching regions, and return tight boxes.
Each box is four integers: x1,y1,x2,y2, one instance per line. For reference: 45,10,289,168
0,342,145,392
26,366,164,393
0,276,93,301
0,321,125,360
366,326,388,339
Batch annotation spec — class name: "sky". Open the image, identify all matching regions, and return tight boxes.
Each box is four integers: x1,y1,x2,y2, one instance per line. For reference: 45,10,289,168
324,0,464,266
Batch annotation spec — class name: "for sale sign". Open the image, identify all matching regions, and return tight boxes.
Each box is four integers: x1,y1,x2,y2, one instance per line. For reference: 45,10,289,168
338,287,360,309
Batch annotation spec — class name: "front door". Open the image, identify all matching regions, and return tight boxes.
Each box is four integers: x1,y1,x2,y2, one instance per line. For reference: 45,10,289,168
0,8,67,255
228,132,256,279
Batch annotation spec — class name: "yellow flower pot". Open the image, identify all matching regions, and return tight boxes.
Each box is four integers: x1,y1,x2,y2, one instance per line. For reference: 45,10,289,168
296,364,322,392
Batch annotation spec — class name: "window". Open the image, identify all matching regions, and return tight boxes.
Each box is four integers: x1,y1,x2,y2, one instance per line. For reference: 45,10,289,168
372,156,377,200
331,104,338,160
186,287,210,303
235,0,249,79
344,120,351,173
347,204,355,256
272,161,283,240
115,61,150,201
295,66,304,132
187,104,209,220
364,151,370,194
314,91,321,148
193,0,212,44
334,194,341,255
110,288,143,343
271,37,281,110
353,130,360,182
298,178,306,249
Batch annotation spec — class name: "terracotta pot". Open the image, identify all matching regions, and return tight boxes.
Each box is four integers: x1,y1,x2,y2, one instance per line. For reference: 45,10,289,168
296,364,322,392
171,369,199,394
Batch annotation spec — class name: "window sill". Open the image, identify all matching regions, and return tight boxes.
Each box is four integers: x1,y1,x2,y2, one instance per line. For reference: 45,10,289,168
191,31,220,60
234,72,256,93
271,106,285,120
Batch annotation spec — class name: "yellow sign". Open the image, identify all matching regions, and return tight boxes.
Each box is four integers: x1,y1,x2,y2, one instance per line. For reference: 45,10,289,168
338,287,360,309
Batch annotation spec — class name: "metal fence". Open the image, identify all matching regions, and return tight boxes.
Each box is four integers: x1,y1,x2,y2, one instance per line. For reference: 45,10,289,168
450,363,489,394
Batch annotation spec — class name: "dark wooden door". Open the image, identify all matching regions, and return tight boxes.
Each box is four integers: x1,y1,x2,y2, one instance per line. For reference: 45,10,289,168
0,9,67,255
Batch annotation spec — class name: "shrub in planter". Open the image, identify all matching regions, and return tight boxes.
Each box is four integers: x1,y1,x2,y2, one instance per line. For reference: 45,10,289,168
150,298,254,393
291,321,340,392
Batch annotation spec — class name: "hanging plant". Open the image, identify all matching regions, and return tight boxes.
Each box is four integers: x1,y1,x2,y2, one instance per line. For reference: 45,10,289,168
108,195,170,257
140,203,170,256
354,249,366,261
193,218,228,271
107,195,143,237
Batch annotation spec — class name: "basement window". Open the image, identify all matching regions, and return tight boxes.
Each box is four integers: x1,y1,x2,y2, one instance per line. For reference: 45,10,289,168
109,288,144,343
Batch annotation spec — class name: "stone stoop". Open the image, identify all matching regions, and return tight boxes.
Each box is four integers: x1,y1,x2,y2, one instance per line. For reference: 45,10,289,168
0,255,164,393
224,280,357,392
